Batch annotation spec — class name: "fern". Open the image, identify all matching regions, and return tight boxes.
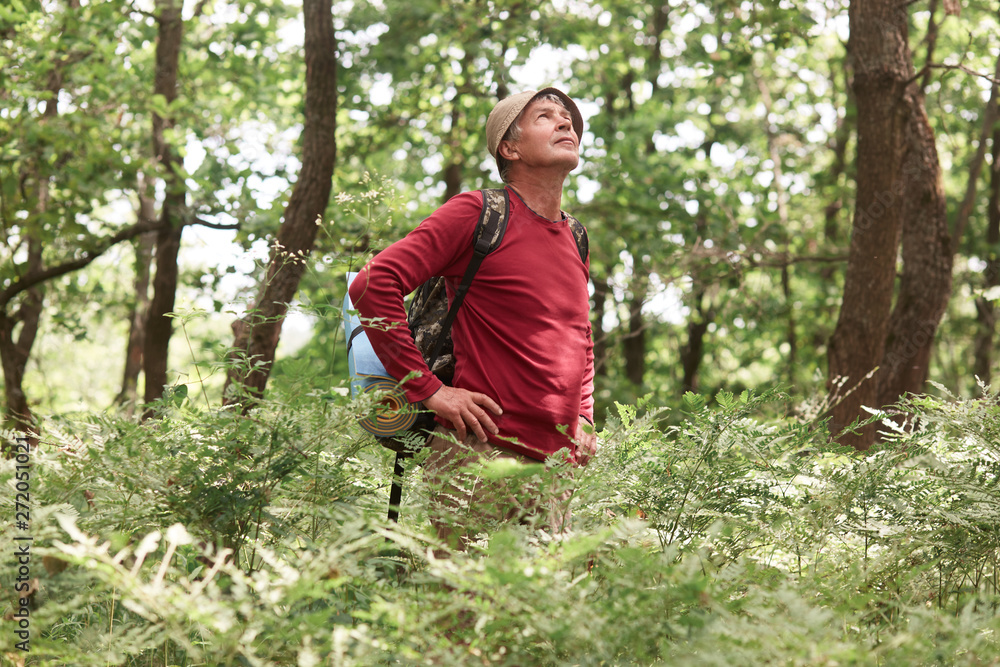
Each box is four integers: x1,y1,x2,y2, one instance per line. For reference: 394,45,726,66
7,381,1000,664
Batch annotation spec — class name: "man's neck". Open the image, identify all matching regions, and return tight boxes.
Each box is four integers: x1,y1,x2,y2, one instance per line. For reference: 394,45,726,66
505,172,567,221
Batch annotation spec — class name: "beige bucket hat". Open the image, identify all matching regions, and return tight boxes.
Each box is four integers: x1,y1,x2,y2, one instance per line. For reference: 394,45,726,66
486,87,584,159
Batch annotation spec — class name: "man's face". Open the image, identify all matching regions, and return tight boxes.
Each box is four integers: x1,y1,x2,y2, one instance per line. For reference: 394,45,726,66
503,98,580,174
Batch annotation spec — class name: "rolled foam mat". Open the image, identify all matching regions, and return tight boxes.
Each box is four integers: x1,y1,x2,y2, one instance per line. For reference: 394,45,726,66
343,272,418,436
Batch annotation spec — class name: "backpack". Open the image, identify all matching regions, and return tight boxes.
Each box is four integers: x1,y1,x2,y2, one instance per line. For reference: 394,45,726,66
345,188,588,521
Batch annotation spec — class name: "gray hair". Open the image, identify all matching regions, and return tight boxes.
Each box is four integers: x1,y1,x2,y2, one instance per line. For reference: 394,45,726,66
496,93,568,183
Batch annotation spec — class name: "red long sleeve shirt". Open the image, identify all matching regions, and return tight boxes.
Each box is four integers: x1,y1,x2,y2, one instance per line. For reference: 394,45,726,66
348,188,595,462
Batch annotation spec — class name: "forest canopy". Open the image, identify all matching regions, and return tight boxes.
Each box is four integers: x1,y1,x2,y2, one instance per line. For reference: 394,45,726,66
2,0,999,432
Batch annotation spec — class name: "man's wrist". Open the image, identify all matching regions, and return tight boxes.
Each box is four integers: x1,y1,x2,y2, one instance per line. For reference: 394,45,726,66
409,376,445,404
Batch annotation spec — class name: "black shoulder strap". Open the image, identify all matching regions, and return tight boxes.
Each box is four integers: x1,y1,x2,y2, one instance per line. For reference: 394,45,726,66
425,188,510,369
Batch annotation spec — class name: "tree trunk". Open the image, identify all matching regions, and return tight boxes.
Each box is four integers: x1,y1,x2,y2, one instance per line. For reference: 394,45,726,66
116,182,156,413
963,52,1000,389
681,286,713,394
619,4,671,389
876,85,951,410
591,273,611,377
881,42,997,403
754,68,799,390
0,312,31,435
442,47,474,202
443,159,463,202
0,0,163,432
827,0,911,450
623,273,647,387
954,51,1000,391
782,264,798,387
223,0,337,405
143,225,182,410
442,100,462,201
0,236,43,438
819,52,854,294
0,12,68,437
824,55,853,247
973,128,1000,386
142,0,186,411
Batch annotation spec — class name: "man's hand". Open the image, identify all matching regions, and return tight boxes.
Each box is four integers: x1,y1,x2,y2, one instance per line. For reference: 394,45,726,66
423,386,503,443
574,420,597,465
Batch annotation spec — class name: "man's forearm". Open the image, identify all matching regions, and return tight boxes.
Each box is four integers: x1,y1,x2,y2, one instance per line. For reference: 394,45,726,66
349,267,440,402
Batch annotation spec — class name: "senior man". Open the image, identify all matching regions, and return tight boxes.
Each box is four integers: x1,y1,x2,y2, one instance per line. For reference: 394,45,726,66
349,87,595,550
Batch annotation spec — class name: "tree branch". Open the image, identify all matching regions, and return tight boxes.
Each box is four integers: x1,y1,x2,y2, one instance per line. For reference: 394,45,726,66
742,252,850,269
193,217,240,230
685,242,849,270
920,0,940,92
928,62,1000,86
126,0,158,20
191,0,211,19
951,51,1000,247
54,47,95,71
0,218,166,309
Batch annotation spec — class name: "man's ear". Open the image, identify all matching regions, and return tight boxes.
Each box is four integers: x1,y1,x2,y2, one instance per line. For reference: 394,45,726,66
498,139,519,162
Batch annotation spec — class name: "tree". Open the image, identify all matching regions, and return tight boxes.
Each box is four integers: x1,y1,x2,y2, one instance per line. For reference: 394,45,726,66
142,0,189,411
828,0,1000,448
1,0,298,426
115,186,156,413
827,0,916,449
0,0,155,434
14,0,1000,430
963,48,1000,388
569,0,832,407
874,80,951,414
973,126,1000,384
130,0,299,411
223,0,338,404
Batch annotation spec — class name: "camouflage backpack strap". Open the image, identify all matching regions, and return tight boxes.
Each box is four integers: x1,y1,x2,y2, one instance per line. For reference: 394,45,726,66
474,188,511,255
566,213,589,263
425,188,511,370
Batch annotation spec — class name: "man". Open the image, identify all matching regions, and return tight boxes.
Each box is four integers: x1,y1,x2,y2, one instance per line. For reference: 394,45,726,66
349,87,596,547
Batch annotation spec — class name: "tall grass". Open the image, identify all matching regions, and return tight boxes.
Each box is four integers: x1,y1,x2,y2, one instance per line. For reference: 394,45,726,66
3,379,1000,665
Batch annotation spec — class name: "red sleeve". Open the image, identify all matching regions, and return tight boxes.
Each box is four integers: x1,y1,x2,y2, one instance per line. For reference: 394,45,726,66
348,192,482,403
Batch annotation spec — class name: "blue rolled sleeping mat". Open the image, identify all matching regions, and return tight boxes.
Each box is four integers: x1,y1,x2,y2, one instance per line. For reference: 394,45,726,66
343,272,419,437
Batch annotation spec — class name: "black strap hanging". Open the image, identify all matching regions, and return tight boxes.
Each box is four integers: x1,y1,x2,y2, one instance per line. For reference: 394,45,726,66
387,189,510,523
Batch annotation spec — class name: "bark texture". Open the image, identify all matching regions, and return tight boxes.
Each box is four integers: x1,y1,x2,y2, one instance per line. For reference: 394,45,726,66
680,286,713,394
142,0,186,410
116,183,156,412
828,0,911,449
0,237,43,437
223,0,337,404
876,86,951,410
829,0,963,448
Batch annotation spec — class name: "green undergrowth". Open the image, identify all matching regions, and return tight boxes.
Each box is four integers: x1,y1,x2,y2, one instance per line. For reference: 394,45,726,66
3,381,1000,665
